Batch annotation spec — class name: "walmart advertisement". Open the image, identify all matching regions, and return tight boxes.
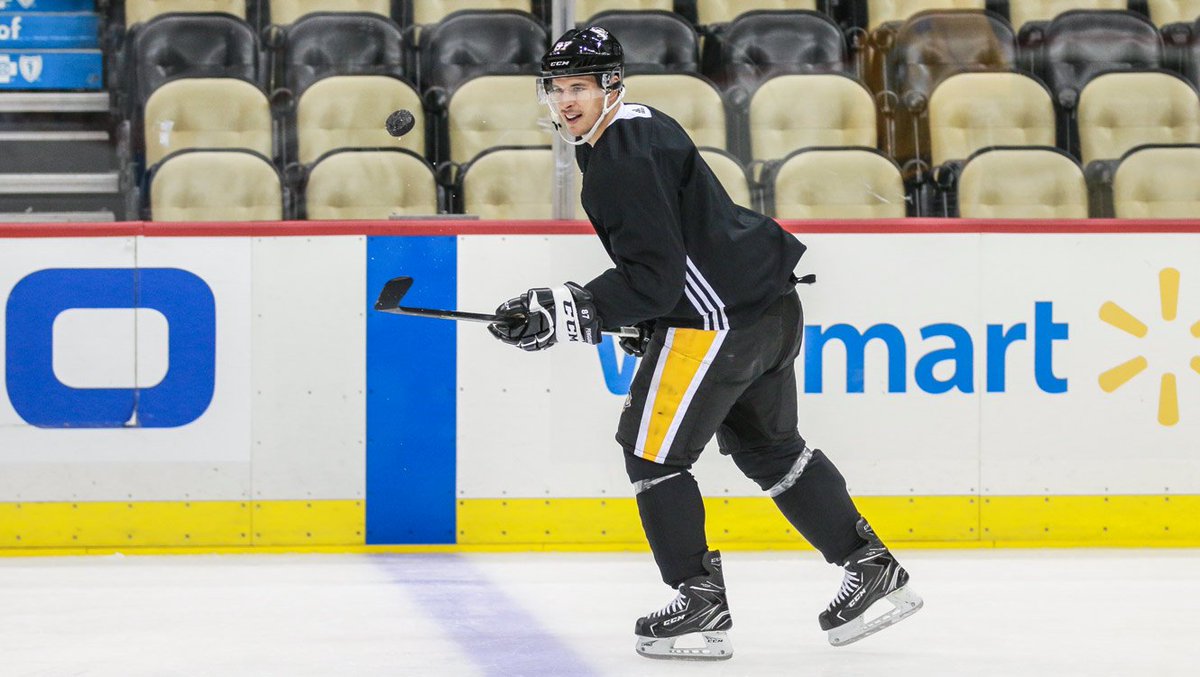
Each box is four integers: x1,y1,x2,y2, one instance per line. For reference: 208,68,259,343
1,222,1198,551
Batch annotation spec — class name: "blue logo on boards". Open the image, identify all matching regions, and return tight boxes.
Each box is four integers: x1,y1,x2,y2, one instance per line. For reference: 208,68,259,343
596,336,637,395
596,302,1070,396
5,268,216,428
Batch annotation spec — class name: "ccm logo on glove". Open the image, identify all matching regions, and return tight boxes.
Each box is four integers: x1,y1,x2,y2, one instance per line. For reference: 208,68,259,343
489,282,601,351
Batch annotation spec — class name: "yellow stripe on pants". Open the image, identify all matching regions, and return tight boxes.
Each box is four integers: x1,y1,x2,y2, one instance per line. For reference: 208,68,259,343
638,328,723,463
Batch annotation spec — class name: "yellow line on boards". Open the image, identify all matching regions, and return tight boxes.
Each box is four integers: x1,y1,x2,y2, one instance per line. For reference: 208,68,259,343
0,499,364,549
0,495,1197,556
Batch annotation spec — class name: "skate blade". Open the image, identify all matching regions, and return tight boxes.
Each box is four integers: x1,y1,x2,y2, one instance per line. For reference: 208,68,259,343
828,585,923,647
635,631,733,661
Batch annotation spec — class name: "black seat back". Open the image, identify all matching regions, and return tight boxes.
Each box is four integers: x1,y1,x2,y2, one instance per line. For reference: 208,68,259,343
886,10,1017,102
418,10,547,93
281,12,407,98
1041,10,1163,110
709,10,849,92
588,10,700,75
132,13,261,106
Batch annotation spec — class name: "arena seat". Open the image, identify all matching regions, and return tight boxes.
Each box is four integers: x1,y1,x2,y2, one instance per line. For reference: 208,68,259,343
278,13,408,99
295,75,424,164
1112,143,1200,217
1028,10,1164,155
698,147,754,207
1034,10,1162,110
878,10,1018,166
587,10,700,74
149,149,283,221
865,0,987,30
142,78,272,165
705,10,849,93
128,13,261,111
1076,70,1200,164
412,1,535,26
1180,17,1200,87
953,146,1088,217
1010,0,1129,33
125,0,247,26
747,73,876,162
458,146,586,219
623,73,728,149
445,75,546,165
419,10,547,94
304,148,438,219
1147,0,1200,25
695,0,819,26
266,0,395,26
576,0,673,21
767,147,908,218
928,71,1055,165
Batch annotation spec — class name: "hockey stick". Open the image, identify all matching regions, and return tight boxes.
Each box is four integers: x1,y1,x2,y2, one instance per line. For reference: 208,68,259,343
374,277,642,338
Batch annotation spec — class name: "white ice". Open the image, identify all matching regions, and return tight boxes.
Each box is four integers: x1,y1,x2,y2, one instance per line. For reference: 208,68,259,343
1,549,1197,676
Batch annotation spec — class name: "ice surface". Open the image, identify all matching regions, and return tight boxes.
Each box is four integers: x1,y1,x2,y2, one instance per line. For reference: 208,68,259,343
1,549,1196,676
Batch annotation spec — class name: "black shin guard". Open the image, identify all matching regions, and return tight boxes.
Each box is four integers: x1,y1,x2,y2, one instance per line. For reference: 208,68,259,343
733,445,866,564
625,452,709,587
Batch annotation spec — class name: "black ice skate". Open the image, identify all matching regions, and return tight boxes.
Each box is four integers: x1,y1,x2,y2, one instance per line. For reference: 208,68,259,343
634,550,733,661
819,519,923,646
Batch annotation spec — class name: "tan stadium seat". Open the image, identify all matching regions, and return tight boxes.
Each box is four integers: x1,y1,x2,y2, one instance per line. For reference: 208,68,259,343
929,71,1055,165
1008,1,1128,31
771,148,907,218
957,147,1087,218
125,0,246,25
577,0,673,21
143,78,272,166
150,150,282,221
1147,0,1200,25
305,149,438,219
749,74,876,162
867,0,985,30
699,148,752,207
296,76,423,164
460,147,586,219
1077,71,1200,165
447,76,546,165
875,10,1017,166
413,1,533,25
624,74,727,149
269,0,391,25
1113,144,1200,217
695,0,818,24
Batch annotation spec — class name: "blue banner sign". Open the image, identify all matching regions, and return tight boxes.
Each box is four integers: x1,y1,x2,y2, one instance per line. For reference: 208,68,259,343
0,49,102,89
0,13,99,48
0,1,94,11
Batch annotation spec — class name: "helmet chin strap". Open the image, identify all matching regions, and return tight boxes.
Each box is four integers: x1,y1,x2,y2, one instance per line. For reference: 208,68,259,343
549,88,626,146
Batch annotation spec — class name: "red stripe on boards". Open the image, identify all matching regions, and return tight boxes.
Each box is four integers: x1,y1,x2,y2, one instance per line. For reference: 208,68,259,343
3,219,1200,238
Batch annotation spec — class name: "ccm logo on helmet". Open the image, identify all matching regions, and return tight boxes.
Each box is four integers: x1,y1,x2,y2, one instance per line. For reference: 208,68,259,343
550,60,570,67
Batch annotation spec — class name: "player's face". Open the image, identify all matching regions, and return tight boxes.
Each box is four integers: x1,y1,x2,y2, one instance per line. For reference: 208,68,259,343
546,76,607,136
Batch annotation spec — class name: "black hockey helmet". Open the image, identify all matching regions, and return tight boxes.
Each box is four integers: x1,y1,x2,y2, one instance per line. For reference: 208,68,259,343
540,26,624,92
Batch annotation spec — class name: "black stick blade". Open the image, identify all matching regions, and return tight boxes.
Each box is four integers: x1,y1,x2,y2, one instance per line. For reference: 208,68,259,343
375,276,414,311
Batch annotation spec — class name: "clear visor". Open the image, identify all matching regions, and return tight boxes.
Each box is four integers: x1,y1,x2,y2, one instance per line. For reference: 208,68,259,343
535,71,619,105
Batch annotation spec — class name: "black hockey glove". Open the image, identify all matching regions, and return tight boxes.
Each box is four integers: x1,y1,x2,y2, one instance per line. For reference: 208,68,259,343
618,320,655,357
488,282,602,351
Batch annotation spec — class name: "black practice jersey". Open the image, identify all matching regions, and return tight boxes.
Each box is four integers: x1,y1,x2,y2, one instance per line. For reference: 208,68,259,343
577,103,806,331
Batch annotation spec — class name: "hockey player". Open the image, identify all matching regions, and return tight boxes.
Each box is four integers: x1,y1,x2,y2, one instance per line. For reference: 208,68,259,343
487,26,922,660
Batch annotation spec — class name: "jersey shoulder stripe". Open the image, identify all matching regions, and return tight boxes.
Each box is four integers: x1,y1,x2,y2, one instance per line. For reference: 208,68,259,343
612,103,653,123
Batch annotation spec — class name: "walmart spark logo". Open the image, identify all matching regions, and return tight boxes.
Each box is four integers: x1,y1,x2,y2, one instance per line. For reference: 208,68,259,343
1098,268,1200,426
